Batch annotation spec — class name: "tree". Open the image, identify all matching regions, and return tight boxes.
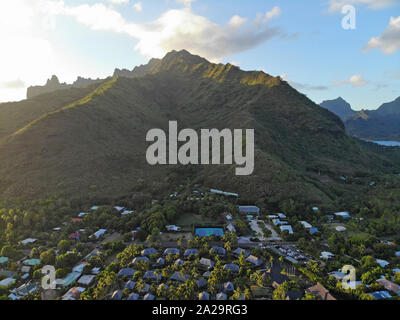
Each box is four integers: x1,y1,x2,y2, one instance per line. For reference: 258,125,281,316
40,249,56,266
57,240,70,253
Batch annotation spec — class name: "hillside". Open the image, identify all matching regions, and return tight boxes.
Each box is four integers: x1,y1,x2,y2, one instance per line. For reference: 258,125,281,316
344,97,400,141
27,75,103,99
320,97,357,120
0,50,399,203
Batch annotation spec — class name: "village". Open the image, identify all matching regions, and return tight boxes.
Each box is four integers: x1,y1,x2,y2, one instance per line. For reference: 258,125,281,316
0,186,399,301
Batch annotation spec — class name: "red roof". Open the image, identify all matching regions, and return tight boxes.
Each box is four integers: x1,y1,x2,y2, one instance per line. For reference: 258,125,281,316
71,218,83,223
68,233,80,239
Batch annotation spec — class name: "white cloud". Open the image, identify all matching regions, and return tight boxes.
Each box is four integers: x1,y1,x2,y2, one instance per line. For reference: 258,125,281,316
328,0,397,12
265,6,282,22
333,75,370,87
107,0,130,4
133,2,142,12
60,3,283,62
364,16,400,54
229,15,248,29
280,74,329,91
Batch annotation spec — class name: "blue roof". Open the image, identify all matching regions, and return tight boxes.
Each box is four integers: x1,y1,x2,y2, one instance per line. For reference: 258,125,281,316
370,291,392,300
195,228,224,237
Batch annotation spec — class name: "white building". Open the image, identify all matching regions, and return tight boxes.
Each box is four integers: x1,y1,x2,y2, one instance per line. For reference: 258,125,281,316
336,226,347,232
92,229,106,239
300,221,312,229
320,251,335,260
21,238,37,246
280,225,294,234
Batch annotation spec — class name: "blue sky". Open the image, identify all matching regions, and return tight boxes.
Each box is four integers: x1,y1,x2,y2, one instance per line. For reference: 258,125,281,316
0,0,399,110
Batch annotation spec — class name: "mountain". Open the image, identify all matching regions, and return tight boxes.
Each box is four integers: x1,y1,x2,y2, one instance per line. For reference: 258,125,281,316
320,97,357,120
344,97,400,141
27,75,103,99
0,50,399,203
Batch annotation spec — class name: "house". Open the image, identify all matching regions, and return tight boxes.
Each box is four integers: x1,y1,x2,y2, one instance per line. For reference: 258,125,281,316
169,272,190,283
224,264,240,273
78,275,96,286
78,212,90,218
211,247,226,256
71,218,83,223
141,248,158,256
210,189,239,197
144,293,155,300
0,277,15,287
334,212,351,219
166,225,181,232
164,248,180,256
21,266,30,273
239,206,260,214
226,214,233,222
90,206,100,211
335,226,347,232
197,278,208,288
114,206,125,212
68,233,80,240
199,258,215,270
278,213,287,219
224,282,234,293
306,283,336,300
320,251,335,260
376,259,390,268
132,257,149,265
203,271,211,278
57,272,81,287
23,259,41,266
91,229,106,239
62,287,86,300
121,210,134,216
124,280,136,290
300,221,312,229
143,271,162,282
246,255,263,267
216,292,228,300
199,291,210,300
369,291,392,300
0,257,8,265
174,259,184,267
309,228,319,235
273,219,287,226
376,278,400,295
184,249,199,258
328,271,346,281
280,225,294,234
156,258,165,266
111,290,123,300
21,238,37,246
72,262,88,273
395,251,400,257
312,207,319,212
226,223,236,233
118,268,136,278
127,293,139,300
233,248,250,258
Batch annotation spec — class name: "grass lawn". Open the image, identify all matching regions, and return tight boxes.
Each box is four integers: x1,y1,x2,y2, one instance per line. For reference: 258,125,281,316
175,212,219,229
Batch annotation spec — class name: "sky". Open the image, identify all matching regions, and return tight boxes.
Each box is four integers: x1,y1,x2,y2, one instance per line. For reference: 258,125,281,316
0,0,399,110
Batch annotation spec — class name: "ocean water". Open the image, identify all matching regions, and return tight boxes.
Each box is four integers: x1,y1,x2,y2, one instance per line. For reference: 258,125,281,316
369,140,400,147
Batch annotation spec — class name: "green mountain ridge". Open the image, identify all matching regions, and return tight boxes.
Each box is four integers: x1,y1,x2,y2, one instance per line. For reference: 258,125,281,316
0,50,398,204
